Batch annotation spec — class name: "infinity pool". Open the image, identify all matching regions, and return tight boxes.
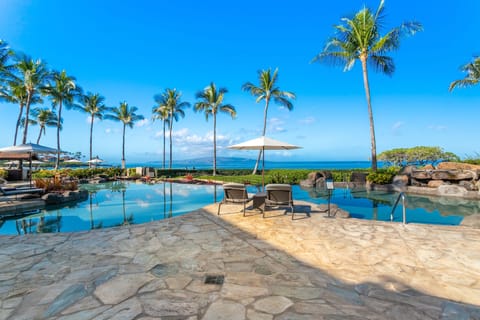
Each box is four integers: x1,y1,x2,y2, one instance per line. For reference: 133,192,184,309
0,182,477,235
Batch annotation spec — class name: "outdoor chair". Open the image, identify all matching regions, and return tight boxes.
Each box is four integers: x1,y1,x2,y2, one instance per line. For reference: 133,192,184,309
265,184,295,219
0,186,44,198
217,183,253,216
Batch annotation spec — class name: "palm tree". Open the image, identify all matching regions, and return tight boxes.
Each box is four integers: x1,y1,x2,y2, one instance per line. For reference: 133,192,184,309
449,56,480,91
44,70,81,169
105,102,144,169
75,93,108,166
194,82,236,175
0,80,42,145
13,55,50,145
0,40,13,83
28,107,59,144
311,0,422,171
242,68,295,173
152,89,190,169
152,102,170,169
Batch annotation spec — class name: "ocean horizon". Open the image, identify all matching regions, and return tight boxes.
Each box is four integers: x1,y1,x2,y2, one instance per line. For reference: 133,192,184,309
117,159,382,170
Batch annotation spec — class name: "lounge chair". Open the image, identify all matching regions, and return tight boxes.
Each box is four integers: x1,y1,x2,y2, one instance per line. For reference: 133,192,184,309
264,184,295,219
0,186,44,198
217,183,253,216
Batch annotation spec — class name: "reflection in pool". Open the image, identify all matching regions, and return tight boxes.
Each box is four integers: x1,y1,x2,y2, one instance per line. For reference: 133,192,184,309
0,181,222,235
0,182,478,235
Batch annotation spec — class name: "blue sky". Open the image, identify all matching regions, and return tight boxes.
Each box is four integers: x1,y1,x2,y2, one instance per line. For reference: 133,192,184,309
1,0,479,164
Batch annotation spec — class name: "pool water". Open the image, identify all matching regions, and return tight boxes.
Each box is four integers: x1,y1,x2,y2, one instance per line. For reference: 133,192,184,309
294,186,477,225
0,182,478,235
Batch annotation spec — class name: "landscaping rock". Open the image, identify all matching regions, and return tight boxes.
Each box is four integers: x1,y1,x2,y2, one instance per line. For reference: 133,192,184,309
427,180,444,188
437,185,468,197
42,190,88,205
437,162,480,170
392,175,409,187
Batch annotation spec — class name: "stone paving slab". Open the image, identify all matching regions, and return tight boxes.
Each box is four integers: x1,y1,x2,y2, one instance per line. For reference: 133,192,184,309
0,200,479,319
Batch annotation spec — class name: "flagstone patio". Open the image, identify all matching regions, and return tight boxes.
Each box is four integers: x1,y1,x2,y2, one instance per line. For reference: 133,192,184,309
0,200,479,319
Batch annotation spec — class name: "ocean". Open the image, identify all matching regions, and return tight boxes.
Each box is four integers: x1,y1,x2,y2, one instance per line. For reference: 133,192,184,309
123,159,381,170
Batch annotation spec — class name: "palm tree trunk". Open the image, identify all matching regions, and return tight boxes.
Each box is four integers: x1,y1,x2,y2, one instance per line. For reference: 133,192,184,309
36,126,44,144
89,114,94,168
169,112,173,170
14,104,24,146
22,93,32,144
252,98,270,175
55,101,63,170
162,121,166,169
121,123,126,169
213,113,217,176
360,55,377,171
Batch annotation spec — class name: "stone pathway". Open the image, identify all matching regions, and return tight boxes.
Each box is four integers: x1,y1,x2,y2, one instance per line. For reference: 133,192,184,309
0,201,479,319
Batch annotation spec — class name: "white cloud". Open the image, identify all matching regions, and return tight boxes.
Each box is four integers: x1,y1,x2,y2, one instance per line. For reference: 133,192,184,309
105,128,112,134
392,121,405,130
427,124,447,131
267,118,287,134
392,121,405,136
299,117,315,125
136,119,149,127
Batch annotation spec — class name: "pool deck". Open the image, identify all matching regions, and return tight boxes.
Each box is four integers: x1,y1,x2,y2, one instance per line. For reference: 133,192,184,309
0,201,479,319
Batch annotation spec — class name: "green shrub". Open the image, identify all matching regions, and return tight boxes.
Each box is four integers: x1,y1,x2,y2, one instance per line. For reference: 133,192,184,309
366,167,400,184
0,169,7,179
267,169,310,184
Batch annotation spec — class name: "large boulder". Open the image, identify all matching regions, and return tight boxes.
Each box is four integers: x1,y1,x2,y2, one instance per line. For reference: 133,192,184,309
427,180,444,188
42,190,88,205
392,175,409,187
437,184,468,197
430,170,476,181
437,162,480,171
300,171,332,188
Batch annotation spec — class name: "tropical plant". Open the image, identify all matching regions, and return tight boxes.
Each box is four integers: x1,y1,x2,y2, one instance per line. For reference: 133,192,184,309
105,101,144,169
0,80,43,145
311,0,422,171
449,56,480,91
75,92,108,166
44,70,81,169
27,107,59,144
152,99,170,169
13,55,51,145
152,89,190,169
378,146,459,167
194,82,236,176
0,40,13,90
242,68,295,173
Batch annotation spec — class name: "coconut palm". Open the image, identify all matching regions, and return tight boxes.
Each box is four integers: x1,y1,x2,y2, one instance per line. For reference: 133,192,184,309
13,55,50,145
44,70,81,169
242,68,295,173
194,82,236,175
311,0,422,171
152,102,170,169
105,102,145,169
0,40,13,85
152,89,190,169
75,93,108,166
0,80,42,145
449,56,480,91
28,107,59,144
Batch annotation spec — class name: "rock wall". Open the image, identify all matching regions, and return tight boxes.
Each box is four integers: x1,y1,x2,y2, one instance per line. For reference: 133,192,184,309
392,162,480,198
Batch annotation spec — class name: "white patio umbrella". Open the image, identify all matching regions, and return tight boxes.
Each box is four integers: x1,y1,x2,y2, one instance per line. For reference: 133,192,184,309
0,143,61,186
228,136,301,189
